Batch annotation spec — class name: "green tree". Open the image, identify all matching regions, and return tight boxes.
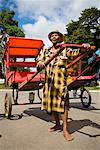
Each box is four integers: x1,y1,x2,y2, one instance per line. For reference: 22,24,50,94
65,7,100,48
0,9,25,37
0,9,25,75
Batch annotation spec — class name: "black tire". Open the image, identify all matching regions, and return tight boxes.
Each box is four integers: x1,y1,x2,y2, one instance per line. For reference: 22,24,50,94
80,89,91,108
4,92,12,118
37,89,42,101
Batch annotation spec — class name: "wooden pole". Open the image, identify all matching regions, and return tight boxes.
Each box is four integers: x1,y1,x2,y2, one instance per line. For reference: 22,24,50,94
18,44,95,90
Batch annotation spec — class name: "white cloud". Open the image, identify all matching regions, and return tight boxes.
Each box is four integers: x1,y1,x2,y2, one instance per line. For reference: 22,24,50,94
13,0,100,47
22,15,66,47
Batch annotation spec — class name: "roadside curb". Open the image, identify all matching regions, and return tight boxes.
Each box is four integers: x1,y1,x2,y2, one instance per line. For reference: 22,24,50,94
89,90,100,92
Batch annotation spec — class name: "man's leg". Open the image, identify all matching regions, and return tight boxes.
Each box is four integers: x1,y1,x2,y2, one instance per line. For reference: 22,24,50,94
61,109,74,141
49,111,62,132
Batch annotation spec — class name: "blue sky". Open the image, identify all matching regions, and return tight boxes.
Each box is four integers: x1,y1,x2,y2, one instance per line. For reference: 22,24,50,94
0,0,100,46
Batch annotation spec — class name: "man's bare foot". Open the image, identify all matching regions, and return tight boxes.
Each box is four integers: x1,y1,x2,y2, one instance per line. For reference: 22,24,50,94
63,131,74,141
48,125,62,132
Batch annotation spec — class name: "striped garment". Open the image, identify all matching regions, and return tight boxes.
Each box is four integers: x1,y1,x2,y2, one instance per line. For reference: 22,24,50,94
37,47,80,113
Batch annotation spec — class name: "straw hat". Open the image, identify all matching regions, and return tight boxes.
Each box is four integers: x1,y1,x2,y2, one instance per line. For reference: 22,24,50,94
48,30,64,42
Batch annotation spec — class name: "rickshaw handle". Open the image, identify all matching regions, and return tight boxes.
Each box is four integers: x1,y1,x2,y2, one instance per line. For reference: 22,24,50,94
19,44,95,90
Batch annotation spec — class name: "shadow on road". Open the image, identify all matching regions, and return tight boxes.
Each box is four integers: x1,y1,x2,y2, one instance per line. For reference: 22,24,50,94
1,105,99,138
23,107,52,122
0,134,2,138
70,102,100,114
0,114,5,120
22,107,100,138
68,118,100,137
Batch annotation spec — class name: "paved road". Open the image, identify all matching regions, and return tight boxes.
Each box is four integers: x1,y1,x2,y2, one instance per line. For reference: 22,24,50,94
0,89,100,150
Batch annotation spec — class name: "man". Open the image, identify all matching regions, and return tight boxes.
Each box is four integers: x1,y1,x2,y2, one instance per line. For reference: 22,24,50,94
37,31,90,141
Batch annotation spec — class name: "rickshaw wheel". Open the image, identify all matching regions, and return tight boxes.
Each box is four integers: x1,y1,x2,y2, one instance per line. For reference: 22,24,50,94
80,88,91,108
4,92,12,118
37,89,42,101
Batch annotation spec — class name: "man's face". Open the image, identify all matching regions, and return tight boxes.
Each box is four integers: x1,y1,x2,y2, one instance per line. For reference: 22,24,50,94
50,33,61,44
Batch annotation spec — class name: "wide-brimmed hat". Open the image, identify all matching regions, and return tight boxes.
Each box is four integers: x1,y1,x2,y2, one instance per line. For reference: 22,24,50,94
48,30,64,42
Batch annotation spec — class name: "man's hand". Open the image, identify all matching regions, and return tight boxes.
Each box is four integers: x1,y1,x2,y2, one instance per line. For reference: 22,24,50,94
36,62,45,71
82,43,90,49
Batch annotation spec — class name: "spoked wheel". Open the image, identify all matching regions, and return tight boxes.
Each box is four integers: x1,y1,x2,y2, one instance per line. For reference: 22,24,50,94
4,92,12,118
37,89,42,101
80,88,91,108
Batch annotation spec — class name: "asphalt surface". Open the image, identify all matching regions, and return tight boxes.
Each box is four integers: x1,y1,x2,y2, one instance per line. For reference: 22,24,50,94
0,89,100,150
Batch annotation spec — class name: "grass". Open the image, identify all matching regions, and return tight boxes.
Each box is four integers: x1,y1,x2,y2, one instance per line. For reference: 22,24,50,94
0,84,12,89
85,86,100,90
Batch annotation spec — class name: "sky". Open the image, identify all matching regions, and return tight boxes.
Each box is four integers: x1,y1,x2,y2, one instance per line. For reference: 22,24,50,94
0,0,100,47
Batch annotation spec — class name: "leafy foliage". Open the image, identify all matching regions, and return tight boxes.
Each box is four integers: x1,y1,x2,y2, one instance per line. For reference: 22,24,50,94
65,7,100,48
0,9,25,37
